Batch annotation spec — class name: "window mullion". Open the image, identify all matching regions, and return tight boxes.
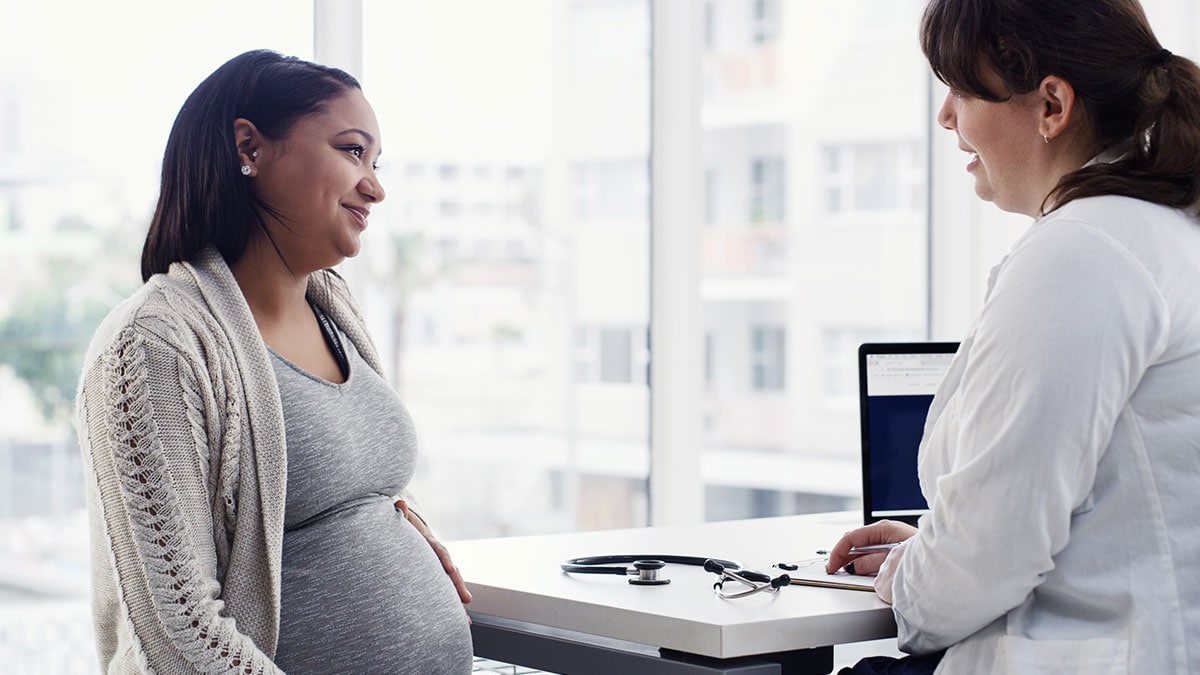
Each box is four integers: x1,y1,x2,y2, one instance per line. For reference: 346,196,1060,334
650,0,704,526
313,0,363,79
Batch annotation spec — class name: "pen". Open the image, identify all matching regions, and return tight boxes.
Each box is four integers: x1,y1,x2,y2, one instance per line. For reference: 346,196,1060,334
847,543,901,555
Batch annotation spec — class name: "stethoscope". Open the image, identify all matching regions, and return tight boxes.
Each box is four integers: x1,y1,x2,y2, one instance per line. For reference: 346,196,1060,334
561,554,792,599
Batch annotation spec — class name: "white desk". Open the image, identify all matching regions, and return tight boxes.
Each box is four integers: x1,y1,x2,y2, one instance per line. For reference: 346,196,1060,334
448,511,897,674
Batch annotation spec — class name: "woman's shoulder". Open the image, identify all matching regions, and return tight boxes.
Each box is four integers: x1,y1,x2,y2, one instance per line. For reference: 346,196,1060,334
82,271,218,370
1014,195,1200,295
1046,194,1195,230
1031,195,1199,254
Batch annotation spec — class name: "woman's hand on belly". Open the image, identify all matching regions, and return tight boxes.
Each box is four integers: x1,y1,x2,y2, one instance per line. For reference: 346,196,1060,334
396,498,473,605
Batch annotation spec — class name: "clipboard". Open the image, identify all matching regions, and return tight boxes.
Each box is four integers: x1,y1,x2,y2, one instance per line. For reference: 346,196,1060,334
777,560,876,592
789,575,875,592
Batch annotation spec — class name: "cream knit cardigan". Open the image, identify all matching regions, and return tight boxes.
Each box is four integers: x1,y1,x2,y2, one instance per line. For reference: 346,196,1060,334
77,247,384,674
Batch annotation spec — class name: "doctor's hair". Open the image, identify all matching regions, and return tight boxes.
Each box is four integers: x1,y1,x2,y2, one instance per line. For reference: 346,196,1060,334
920,0,1200,214
141,49,361,282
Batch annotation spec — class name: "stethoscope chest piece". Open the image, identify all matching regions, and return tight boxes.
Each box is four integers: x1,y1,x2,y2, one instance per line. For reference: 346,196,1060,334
628,559,670,586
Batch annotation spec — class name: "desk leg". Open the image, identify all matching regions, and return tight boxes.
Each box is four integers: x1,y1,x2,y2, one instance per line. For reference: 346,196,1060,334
470,613,834,675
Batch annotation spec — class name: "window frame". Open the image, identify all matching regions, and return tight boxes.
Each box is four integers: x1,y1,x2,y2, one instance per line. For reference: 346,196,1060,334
320,0,974,529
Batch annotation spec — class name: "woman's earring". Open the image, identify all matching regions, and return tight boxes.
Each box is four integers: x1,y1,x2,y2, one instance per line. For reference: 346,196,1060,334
240,150,258,176
1043,134,1051,144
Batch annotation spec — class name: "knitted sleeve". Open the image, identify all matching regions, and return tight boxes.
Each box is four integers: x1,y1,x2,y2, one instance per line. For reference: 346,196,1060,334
85,324,283,674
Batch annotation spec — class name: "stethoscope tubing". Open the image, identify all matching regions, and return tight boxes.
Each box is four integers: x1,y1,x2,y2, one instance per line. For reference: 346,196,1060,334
562,554,744,576
561,554,771,583
562,553,790,597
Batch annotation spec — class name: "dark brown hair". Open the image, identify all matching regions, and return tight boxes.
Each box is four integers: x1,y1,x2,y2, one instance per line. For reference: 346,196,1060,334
920,0,1200,213
141,50,360,281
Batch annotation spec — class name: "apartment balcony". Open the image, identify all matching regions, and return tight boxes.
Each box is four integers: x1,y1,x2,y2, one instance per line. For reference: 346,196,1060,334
701,45,786,128
444,260,539,289
699,223,789,303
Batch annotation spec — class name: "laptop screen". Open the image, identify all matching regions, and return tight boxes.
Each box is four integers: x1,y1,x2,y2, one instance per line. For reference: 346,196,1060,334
858,343,958,526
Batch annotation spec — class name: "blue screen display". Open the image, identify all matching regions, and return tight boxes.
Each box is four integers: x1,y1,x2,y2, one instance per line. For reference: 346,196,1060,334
867,394,932,515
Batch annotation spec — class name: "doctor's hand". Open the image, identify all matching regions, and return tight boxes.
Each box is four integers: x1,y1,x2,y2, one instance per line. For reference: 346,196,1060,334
873,539,908,605
825,519,917,577
395,499,473,605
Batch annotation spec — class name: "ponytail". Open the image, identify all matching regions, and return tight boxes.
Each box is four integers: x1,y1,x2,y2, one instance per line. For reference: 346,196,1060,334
1049,53,1200,212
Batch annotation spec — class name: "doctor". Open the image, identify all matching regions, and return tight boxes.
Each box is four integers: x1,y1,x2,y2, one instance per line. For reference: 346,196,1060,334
827,0,1200,673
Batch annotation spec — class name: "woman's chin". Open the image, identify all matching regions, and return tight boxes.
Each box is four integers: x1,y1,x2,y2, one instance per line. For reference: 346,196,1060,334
338,236,363,260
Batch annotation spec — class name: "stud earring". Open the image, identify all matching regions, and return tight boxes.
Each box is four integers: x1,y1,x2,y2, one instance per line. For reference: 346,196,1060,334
241,165,252,176
1043,134,1051,144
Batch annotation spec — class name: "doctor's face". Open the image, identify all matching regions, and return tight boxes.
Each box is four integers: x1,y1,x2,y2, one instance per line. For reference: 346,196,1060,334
935,68,1047,217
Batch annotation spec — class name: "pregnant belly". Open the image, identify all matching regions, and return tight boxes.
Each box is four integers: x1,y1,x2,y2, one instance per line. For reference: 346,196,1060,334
276,496,473,674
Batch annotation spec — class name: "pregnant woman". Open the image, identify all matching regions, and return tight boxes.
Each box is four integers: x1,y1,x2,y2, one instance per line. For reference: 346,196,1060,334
77,50,473,673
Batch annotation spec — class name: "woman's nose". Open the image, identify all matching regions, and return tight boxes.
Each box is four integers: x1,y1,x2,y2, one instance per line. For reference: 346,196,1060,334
937,91,956,131
361,175,386,203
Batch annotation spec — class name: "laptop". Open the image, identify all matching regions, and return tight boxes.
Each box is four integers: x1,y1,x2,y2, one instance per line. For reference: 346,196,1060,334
858,342,958,526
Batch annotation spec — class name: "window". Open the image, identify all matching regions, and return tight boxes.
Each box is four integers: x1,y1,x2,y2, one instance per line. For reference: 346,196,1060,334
822,142,924,214
363,0,651,540
822,327,922,399
704,166,718,225
752,0,781,44
574,325,648,385
698,1,929,521
704,0,717,50
573,159,650,222
749,156,785,223
704,331,716,385
750,324,786,391
438,201,461,219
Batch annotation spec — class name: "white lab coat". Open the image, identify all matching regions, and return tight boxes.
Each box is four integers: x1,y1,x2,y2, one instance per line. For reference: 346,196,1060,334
892,194,1200,674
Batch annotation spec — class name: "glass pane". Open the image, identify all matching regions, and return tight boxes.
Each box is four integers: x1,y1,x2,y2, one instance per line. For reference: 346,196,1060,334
362,0,651,538
700,0,929,520
0,2,310,670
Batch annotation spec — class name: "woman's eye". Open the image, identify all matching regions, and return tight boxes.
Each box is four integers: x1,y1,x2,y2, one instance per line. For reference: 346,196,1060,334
343,145,366,159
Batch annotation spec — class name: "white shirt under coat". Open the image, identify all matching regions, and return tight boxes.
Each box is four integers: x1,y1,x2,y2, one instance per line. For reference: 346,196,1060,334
892,194,1200,673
